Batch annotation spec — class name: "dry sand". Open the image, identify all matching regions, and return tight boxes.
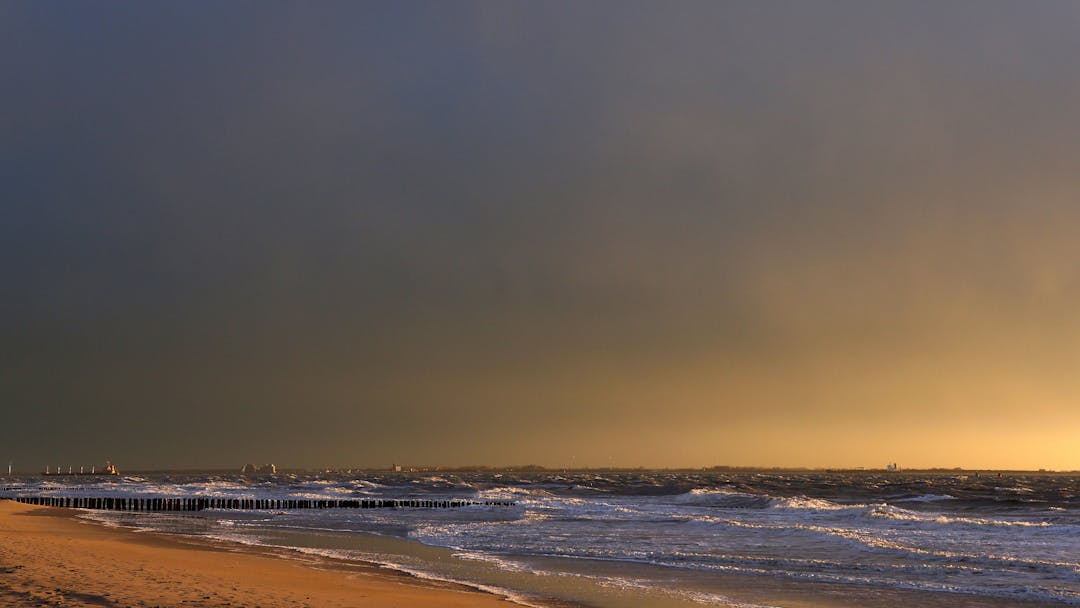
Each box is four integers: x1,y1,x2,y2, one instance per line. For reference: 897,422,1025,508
0,500,516,607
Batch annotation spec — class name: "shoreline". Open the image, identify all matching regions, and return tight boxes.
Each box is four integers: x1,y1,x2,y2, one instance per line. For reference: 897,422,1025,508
71,506,567,608
0,500,522,607
1,498,1067,608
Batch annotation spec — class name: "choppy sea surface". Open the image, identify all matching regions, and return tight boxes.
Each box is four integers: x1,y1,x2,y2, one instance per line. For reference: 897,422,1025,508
3,471,1078,607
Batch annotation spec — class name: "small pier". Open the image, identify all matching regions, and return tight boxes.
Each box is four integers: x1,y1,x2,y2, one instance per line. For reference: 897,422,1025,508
6,496,514,511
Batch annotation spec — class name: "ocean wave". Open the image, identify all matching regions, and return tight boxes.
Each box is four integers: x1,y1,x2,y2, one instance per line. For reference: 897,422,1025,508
672,490,1061,529
669,511,1080,573
769,496,859,511
892,493,957,502
673,488,774,509
475,486,556,501
869,504,1054,528
674,489,869,512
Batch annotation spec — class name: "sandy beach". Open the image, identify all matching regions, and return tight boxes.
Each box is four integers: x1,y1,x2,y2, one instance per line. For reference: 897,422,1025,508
0,500,515,608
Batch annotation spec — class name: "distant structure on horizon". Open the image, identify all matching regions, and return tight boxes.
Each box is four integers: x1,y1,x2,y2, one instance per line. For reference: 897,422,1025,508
240,463,277,475
42,461,119,476
886,462,900,472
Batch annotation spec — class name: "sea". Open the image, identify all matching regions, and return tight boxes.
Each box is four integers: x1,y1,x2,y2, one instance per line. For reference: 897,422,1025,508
3,471,1078,607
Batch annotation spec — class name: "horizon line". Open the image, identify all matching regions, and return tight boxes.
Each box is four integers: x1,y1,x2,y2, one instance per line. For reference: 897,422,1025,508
6,464,1079,474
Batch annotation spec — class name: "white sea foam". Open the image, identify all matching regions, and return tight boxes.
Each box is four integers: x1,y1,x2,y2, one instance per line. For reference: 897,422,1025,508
450,551,532,573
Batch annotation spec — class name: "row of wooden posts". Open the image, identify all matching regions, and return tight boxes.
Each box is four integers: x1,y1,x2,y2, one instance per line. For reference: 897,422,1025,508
8,496,514,511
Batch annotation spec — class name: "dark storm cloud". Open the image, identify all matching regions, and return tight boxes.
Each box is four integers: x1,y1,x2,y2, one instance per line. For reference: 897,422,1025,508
3,2,1080,469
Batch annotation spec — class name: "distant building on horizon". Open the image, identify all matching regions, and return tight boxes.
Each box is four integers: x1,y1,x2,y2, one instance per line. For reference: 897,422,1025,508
241,463,277,475
886,462,899,472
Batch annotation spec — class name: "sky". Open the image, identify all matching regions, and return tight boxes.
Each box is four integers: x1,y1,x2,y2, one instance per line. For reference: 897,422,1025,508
2,2,1080,471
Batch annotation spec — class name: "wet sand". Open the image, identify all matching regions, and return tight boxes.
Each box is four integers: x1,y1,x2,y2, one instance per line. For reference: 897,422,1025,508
0,500,515,607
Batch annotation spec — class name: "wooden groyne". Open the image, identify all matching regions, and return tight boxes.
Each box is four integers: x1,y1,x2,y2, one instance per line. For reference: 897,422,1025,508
7,496,514,511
